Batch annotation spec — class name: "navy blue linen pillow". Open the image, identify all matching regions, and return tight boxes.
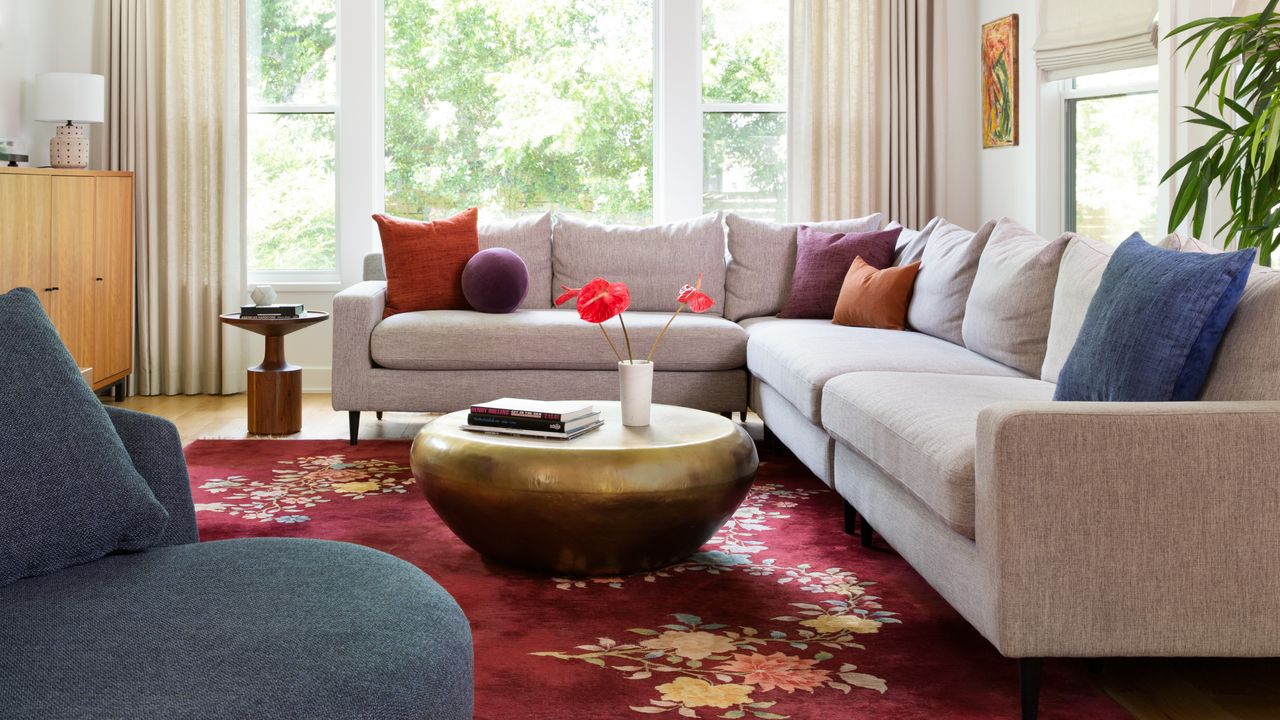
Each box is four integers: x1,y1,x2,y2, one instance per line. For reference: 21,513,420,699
1055,234,1255,402
0,288,169,586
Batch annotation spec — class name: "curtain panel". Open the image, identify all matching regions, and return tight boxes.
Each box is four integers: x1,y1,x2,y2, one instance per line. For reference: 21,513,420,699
100,0,245,396
788,0,938,228
788,0,882,222
1034,0,1159,80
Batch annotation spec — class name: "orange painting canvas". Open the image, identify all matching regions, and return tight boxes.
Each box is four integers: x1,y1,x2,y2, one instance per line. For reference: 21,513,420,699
982,14,1019,148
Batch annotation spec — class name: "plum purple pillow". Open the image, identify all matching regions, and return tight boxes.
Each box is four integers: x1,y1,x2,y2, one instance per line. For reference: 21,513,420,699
778,225,903,318
462,248,530,313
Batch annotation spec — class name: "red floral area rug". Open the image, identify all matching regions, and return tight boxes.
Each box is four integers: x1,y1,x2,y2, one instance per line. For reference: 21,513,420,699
186,439,1128,720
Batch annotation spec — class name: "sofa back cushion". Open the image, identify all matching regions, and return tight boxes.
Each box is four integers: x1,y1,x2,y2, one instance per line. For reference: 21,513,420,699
366,212,552,309
0,288,170,587
906,219,996,345
723,212,883,321
1040,234,1114,383
962,219,1070,375
890,216,939,266
552,213,726,314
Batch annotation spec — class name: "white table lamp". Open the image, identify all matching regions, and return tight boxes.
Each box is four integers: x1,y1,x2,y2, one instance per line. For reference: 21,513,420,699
34,73,105,169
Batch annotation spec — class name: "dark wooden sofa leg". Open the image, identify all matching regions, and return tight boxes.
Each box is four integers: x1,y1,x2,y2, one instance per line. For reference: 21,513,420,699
376,411,383,421
1019,658,1041,720
843,500,858,536
859,515,875,548
348,411,361,446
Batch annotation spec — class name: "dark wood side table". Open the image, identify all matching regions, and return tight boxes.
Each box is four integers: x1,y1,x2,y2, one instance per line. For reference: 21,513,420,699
219,311,329,435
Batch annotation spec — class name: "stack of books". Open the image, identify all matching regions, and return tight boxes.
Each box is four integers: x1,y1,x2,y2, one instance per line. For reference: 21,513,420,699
463,398,603,440
240,303,305,318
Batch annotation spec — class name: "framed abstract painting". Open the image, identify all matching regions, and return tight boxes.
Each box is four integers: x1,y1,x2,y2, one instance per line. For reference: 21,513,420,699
982,14,1019,148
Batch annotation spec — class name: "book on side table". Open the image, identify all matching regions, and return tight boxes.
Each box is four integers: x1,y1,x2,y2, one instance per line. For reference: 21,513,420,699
463,399,602,440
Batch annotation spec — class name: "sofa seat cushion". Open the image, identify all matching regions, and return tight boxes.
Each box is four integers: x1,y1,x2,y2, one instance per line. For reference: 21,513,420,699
822,372,1055,538
372,309,747,371
0,538,472,720
743,317,1027,423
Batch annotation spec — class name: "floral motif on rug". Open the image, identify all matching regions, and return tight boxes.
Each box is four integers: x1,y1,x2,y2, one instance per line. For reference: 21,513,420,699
536,480,900,718
194,454,414,523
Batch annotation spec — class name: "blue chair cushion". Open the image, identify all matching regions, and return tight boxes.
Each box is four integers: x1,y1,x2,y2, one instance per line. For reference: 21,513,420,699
0,538,473,720
1055,234,1256,402
0,288,169,586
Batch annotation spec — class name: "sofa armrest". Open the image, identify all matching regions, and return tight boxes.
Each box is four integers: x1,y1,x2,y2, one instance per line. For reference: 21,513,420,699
332,281,387,410
974,400,1280,656
105,406,199,546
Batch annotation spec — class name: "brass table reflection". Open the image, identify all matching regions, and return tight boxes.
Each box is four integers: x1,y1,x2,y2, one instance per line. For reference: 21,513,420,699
410,402,758,576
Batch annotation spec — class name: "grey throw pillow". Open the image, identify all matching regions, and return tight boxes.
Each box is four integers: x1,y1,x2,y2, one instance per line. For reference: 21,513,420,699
961,219,1070,375
723,212,883,321
906,219,996,345
0,288,169,586
889,216,941,266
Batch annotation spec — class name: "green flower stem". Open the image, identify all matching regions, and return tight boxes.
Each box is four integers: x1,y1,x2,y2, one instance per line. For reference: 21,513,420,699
617,314,634,363
646,304,685,362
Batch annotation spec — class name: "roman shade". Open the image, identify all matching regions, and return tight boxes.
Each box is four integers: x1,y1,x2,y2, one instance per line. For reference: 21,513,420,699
1034,0,1158,80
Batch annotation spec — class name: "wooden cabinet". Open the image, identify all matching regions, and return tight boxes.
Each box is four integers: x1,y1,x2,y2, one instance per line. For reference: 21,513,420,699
0,168,134,397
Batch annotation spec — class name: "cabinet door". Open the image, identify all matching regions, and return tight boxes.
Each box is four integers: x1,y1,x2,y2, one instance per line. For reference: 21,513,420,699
0,173,53,312
93,176,134,383
50,176,96,370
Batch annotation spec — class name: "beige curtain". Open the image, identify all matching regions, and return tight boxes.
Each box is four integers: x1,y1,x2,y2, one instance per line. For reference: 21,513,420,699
99,0,245,395
878,0,935,229
787,0,882,222
788,0,937,227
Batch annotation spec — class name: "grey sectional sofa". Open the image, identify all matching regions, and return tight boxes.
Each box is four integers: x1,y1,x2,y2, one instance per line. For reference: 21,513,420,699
334,211,1280,718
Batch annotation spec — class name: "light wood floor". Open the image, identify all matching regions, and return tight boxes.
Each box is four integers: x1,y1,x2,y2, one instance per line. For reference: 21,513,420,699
116,392,1280,720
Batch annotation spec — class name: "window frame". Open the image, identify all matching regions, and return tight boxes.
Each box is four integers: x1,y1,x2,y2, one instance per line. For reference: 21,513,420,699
247,0,786,284
1060,73,1159,236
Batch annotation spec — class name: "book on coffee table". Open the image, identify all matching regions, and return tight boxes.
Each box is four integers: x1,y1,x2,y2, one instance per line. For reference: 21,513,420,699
470,398,596,423
466,411,601,434
461,419,604,440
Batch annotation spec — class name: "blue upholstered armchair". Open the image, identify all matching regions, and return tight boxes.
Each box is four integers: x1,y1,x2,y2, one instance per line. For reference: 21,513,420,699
0,288,472,720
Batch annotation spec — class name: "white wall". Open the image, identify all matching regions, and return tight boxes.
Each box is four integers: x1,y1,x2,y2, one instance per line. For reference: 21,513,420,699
937,0,981,230
0,0,98,167
976,0,1042,230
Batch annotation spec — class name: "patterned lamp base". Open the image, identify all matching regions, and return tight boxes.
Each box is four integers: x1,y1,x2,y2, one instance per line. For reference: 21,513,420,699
49,123,90,169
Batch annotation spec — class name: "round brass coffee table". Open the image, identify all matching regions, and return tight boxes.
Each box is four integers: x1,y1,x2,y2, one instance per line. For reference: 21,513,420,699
410,402,758,576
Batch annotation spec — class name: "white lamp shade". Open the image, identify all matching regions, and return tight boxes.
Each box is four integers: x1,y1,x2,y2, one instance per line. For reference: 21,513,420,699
34,73,104,124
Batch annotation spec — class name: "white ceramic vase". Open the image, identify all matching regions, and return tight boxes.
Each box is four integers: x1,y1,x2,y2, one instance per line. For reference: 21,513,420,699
618,360,654,427
250,285,278,306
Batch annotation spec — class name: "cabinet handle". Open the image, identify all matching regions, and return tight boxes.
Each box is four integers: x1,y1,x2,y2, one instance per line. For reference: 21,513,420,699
95,277,104,282
50,286,59,291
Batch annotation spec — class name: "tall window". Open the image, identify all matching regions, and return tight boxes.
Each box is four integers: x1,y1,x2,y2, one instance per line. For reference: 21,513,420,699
383,0,654,224
244,1,788,279
1064,66,1159,242
246,0,337,276
701,0,787,221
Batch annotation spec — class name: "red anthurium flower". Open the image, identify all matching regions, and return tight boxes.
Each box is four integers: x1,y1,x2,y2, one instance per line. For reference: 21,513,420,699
554,285,581,307
676,273,715,313
576,277,631,324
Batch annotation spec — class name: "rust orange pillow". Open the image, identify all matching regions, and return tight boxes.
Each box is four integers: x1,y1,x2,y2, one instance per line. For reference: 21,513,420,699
373,208,479,317
832,257,922,330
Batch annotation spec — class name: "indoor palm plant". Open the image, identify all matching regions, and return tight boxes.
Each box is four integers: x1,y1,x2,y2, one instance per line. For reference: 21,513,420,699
1164,0,1280,263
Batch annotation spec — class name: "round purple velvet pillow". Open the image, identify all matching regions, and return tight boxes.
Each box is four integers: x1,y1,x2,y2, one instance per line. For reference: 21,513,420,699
461,248,529,313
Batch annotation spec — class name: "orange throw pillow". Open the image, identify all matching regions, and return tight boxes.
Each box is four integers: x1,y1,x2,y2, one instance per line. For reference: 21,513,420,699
373,208,479,317
832,257,922,330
